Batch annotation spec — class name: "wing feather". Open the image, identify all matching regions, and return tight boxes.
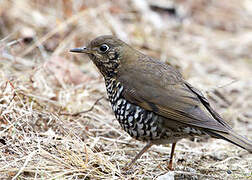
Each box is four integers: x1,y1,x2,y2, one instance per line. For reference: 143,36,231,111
118,57,231,133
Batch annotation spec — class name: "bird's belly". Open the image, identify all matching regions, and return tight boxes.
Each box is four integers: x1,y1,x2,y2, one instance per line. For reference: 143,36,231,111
111,99,206,143
111,97,165,141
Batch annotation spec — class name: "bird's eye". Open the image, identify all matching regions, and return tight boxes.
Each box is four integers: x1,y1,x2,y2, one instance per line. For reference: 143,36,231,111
99,44,109,53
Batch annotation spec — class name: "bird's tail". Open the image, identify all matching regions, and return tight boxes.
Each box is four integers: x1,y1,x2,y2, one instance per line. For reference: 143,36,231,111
206,130,252,153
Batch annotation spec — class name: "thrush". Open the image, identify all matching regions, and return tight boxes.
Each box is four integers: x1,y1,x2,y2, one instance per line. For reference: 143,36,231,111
70,35,252,170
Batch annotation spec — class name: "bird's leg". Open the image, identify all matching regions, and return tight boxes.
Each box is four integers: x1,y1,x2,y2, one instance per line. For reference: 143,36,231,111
126,142,153,169
168,142,176,170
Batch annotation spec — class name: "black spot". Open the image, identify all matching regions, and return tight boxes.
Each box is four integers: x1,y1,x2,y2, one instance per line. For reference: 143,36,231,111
227,170,232,174
129,105,136,116
109,52,119,60
23,37,33,44
0,138,6,145
143,130,147,136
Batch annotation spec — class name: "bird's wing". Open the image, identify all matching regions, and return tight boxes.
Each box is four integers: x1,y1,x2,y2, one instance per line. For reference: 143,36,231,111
118,58,231,133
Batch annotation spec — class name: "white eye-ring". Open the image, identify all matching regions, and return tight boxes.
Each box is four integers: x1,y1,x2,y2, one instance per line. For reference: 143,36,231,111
99,44,109,53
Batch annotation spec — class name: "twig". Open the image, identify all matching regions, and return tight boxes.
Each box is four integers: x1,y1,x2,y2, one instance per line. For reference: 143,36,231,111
12,151,37,180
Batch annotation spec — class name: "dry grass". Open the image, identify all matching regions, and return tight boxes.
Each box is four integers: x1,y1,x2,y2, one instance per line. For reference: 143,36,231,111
0,0,252,179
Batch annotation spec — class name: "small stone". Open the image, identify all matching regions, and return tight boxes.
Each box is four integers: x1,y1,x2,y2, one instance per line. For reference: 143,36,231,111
227,169,232,174
157,171,175,180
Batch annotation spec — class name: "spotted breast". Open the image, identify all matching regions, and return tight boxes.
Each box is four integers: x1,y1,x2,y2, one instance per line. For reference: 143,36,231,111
105,77,168,141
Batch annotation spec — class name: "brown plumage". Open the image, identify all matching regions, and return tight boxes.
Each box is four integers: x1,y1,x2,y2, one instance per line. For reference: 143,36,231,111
70,35,252,169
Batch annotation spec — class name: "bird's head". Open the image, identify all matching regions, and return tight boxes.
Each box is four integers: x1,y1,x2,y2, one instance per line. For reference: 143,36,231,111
70,35,134,77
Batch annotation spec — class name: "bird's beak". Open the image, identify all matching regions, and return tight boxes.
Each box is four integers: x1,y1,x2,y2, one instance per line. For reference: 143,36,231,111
69,47,93,54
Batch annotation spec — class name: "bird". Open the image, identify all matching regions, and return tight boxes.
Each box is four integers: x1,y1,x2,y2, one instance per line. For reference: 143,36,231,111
70,35,252,170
